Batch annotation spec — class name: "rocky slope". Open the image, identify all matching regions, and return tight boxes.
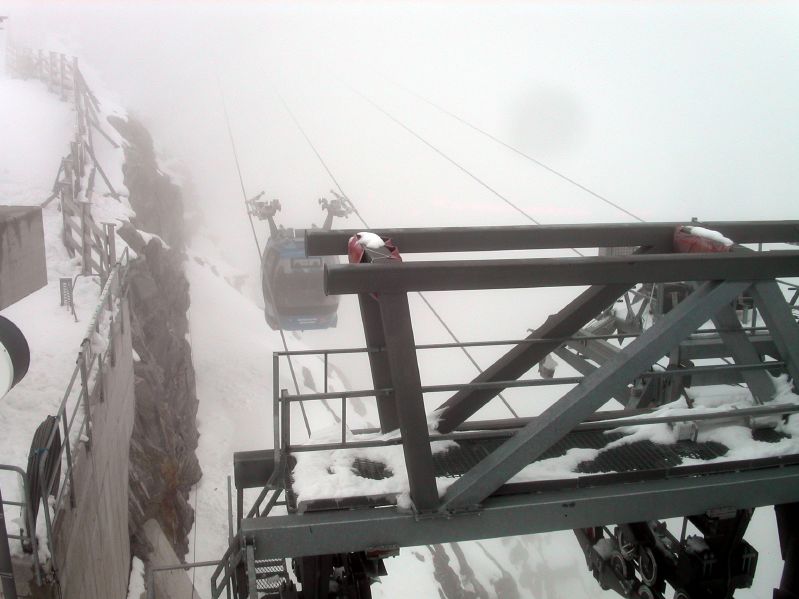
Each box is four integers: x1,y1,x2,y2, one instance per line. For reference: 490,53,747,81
110,116,201,560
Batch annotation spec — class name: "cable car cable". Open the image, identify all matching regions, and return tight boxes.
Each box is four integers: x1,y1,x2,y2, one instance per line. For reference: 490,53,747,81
397,85,646,223
349,87,585,259
217,77,312,436
277,91,519,419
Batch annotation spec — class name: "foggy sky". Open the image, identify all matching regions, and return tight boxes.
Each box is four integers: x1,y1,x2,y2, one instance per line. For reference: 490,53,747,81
3,2,797,597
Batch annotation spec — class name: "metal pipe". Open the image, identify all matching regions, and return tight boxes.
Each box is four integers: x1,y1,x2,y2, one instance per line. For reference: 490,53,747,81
306,221,799,256
325,251,799,295
272,354,280,465
272,327,773,357
287,403,799,453
283,361,782,404
0,465,40,584
324,352,329,394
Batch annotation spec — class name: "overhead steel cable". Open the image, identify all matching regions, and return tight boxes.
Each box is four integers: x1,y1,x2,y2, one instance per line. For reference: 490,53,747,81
399,85,646,223
349,86,585,258
216,76,311,437
277,90,520,419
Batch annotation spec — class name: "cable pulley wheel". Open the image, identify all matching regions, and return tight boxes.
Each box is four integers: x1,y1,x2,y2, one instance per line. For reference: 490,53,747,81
638,546,658,586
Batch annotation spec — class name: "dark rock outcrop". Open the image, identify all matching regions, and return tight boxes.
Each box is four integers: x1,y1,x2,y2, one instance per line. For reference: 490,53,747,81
110,116,201,560
108,115,184,249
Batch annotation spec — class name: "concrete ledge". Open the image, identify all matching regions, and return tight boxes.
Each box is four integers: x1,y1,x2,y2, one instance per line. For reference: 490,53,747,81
0,206,46,310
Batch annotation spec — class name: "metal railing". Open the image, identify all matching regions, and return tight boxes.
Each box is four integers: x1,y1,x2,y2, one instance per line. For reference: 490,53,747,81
36,248,130,569
271,331,794,458
0,465,41,586
5,44,121,279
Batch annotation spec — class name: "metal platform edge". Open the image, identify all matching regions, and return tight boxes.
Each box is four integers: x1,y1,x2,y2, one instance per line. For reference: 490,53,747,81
242,460,799,559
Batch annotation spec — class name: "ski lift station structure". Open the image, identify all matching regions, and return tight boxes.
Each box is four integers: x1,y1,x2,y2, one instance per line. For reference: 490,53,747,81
211,219,799,599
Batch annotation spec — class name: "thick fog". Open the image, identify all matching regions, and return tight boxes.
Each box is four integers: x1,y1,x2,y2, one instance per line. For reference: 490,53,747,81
4,2,799,597
9,0,797,361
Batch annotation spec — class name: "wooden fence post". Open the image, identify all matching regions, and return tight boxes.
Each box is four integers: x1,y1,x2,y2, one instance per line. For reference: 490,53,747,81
59,53,66,101
48,51,56,90
104,223,117,271
80,201,91,276
59,161,75,258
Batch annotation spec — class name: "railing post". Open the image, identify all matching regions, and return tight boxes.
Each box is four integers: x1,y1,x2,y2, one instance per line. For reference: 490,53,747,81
61,409,76,508
59,163,74,258
104,223,117,275
48,51,56,90
70,141,82,192
79,201,91,276
79,345,93,449
59,53,66,101
0,487,19,599
37,457,55,567
280,389,290,456
341,396,347,444
273,354,280,465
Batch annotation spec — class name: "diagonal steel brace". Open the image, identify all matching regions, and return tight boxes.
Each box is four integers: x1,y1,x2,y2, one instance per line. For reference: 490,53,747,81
438,280,750,513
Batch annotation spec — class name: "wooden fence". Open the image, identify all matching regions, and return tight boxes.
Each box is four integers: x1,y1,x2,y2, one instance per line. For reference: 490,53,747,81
6,46,121,280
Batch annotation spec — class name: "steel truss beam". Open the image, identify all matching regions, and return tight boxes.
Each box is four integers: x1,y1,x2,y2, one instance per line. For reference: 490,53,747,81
358,293,399,432
378,293,438,511
438,281,750,512
242,463,799,560
711,305,776,404
324,251,799,295
436,283,631,433
751,281,799,384
306,221,799,256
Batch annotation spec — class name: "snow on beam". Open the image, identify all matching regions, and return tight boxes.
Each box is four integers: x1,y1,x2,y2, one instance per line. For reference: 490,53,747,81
306,221,799,256
438,280,750,512
242,461,799,560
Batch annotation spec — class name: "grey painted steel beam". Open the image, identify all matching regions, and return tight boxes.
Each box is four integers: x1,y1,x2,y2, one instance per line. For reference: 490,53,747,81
306,221,799,256
438,281,750,512
566,331,621,365
751,281,799,383
435,283,631,434
234,450,275,490
358,293,399,432
378,293,439,511
711,305,776,404
324,251,799,295
552,347,631,406
242,463,799,560
680,335,777,360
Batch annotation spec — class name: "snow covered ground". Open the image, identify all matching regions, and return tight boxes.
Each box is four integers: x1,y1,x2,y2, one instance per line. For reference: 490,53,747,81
0,32,132,581
4,3,799,598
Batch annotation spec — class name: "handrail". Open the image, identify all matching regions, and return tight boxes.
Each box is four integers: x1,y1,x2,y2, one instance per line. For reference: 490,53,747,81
35,249,130,568
0,465,41,585
272,326,775,357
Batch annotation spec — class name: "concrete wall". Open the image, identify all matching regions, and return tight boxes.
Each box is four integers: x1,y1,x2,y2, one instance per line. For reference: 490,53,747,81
51,296,135,599
0,206,47,310
142,519,201,599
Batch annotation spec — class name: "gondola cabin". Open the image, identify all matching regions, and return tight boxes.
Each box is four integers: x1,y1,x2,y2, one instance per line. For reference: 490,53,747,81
261,228,339,330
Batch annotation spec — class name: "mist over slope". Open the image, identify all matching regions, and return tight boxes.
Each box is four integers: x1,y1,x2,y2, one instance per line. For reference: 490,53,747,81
4,2,798,597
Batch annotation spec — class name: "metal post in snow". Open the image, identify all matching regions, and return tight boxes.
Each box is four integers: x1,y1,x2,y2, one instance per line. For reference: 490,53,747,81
59,53,65,101
61,408,76,508
105,223,117,269
79,201,91,276
0,486,18,599
79,345,93,449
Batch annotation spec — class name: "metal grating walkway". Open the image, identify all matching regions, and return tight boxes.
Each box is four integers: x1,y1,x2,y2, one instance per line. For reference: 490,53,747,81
288,426,793,512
